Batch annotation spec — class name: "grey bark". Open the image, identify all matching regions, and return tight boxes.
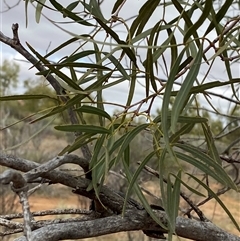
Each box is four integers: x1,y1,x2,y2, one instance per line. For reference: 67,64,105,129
0,154,239,241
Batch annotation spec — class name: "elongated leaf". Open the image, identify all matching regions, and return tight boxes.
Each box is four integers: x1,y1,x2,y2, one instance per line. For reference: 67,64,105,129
169,123,195,144
172,0,201,48
115,124,149,164
187,174,240,231
201,122,222,165
205,0,234,35
121,65,137,125
43,37,83,59
153,114,207,124
26,43,82,91
35,0,46,23
0,95,56,101
61,51,96,63
171,44,203,133
74,105,112,121
111,0,125,14
83,0,106,22
102,52,130,80
29,94,87,123
90,134,107,193
49,0,93,26
94,17,138,68
184,0,212,42
122,160,167,229
52,62,111,70
175,145,237,190
66,1,80,11
130,0,160,37
58,134,96,155
144,22,159,95
94,42,105,127
123,151,156,214
54,124,111,134
161,48,186,154
170,78,240,96
166,171,181,233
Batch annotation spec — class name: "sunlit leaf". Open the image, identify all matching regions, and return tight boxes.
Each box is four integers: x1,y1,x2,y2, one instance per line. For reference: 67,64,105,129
35,0,46,23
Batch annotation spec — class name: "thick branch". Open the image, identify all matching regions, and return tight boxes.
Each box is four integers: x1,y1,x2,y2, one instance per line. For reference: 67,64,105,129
14,210,240,241
0,153,239,241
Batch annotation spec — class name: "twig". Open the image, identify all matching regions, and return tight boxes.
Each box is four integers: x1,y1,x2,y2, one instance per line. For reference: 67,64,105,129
139,163,208,221
0,23,92,163
0,170,32,241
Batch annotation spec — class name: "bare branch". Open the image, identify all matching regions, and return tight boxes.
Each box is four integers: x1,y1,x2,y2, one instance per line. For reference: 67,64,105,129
14,210,240,241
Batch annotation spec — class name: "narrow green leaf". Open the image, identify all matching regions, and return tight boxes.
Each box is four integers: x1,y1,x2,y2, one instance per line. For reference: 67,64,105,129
54,124,111,134
153,114,208,124
61,51,96,63
184,0,212,42
187,174,240,231
123,151,156,214
161,48,186,154
172,0,201,48
122,160,167,230
175,145,237,190
172,174,205,197
35,0,46,23
124,144,130,167
0,94,56,101
58,134,96,155
49,0,93,26
52,62,111,70
171,44,203,133
69,66,78,83
90,134,106,193
102,52,130,80
94,42,105,127
144,22,160,95
26,43,82,91
74,105,112,121
170,78,240,96
43,37,83,59
111,0,125,14
119,65,137,125
136,0,160,36
94,17,138,68
115,124,149,164
201,122,222,165
66,1,79,11
169,123,195,144
205,0,234,36
166,171,181,233
88,0,106,22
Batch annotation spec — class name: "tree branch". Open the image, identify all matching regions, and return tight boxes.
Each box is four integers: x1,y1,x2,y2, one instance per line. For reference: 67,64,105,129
0,153,239,241
0,24,92,162
13,210,240,241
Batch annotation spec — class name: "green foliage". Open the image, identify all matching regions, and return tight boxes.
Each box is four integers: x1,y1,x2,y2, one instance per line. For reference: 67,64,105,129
0,59,19,95
2,0,240,237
